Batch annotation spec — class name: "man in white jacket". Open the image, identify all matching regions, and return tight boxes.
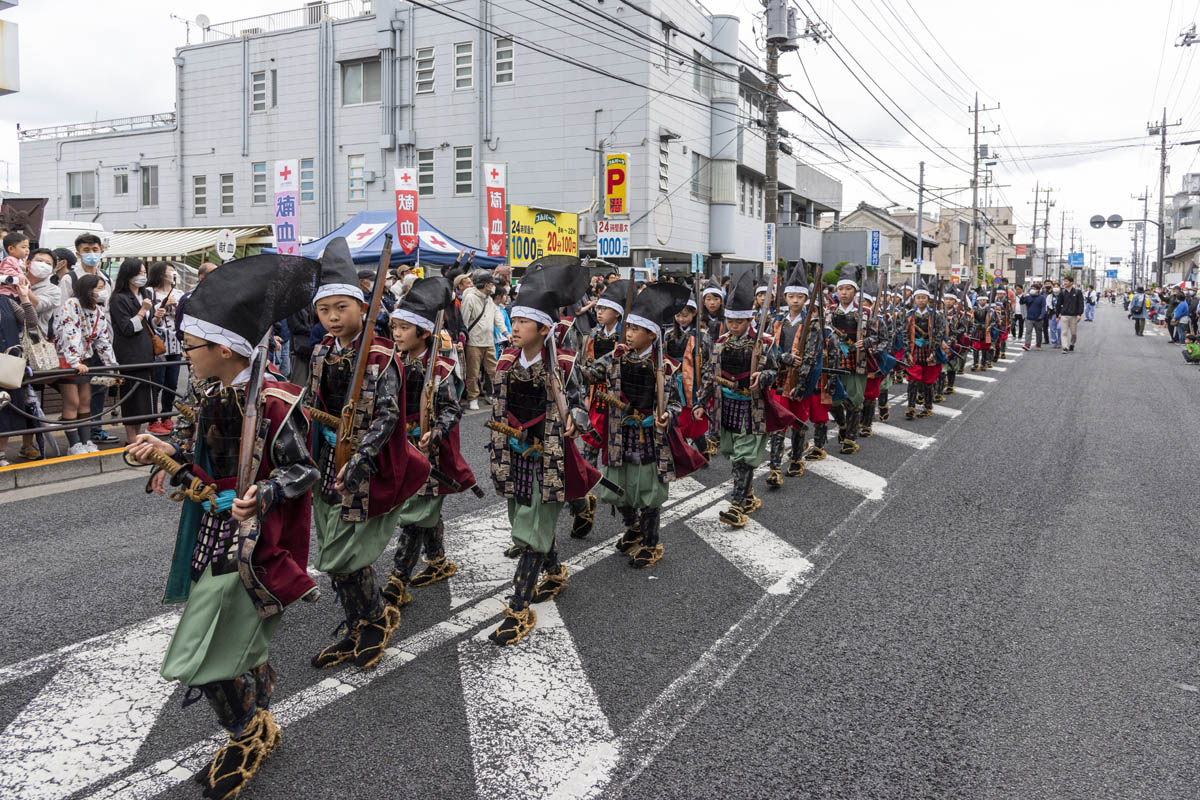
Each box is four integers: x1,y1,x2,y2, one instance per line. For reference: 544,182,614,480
459,269,505,409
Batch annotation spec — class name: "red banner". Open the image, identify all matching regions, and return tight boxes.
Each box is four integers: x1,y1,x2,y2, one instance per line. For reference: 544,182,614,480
394,168,419,255
484,163,507,259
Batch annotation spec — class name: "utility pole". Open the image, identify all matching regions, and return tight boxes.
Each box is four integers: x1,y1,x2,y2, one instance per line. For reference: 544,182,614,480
1149,108,1182,287
968,94,1000,281
763,0,796,274
1029,180,1040,281
915,160,926,280
1058,210,1066,281
1041,188,1054,282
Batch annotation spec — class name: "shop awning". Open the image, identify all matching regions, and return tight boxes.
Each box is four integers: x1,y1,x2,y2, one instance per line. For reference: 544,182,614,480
105,225,274,260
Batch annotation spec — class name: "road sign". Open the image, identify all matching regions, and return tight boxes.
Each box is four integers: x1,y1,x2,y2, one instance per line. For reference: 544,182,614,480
214,228,236,261
763,222,775,265
1106,269,1119,278
604,153,628,217
1068,252,1085,267
596,219,630,259
870,230,880,267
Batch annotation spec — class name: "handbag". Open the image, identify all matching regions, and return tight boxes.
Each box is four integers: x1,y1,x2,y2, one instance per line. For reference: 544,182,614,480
151,329,166,356
0,345,25,390
19,323,58,372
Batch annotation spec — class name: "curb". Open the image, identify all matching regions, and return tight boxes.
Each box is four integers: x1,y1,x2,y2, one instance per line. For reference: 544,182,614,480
0,448,129,491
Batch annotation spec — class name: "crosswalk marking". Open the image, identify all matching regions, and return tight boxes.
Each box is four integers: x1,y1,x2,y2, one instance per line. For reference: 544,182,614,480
951,386,984,397
987,365,1007,371
957,372,997,383
870,422,935,449
803,456,887,500
459,602,616,800
0,615,179,800
886,393,962,418
686,507,813,594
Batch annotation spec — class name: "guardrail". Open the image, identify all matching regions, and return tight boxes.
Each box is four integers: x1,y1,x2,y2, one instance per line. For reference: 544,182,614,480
201,0,374,42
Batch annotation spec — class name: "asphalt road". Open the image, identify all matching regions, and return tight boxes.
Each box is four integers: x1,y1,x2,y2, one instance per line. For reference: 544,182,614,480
1,303,1196,800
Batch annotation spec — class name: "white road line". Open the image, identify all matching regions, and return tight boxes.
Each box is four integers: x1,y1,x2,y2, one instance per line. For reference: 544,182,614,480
0,469,144,505
803,456,887,500
987,365,1008,372
78,478,745,800
685,507,813,594
957,372,997,383
951,386,984,398
445,506,516,608
870,423,935,449
0,615,179,800
459,602,617,800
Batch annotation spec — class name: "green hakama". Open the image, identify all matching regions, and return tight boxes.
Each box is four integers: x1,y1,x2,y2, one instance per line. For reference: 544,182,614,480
313,495,404,574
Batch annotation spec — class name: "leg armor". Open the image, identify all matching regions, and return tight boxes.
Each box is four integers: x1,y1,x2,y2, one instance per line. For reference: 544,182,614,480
630,508,664,568
805,423,829,461
533,539,569,603
490,548,544,646
787,426,807,477
615,506,642,553
766,432,784,488
410,521,459,587
568,493,599,539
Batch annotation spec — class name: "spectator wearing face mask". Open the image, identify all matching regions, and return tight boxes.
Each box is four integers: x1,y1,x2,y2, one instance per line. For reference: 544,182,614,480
1046,283,1061,347
108,258,156,444
24,248,61,338
145,262,184,436
1021,283,1046,350
59,234,114,444
52,274,117,455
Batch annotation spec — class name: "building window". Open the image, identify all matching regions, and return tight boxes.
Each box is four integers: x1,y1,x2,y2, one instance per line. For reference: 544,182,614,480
67,171,95,210
661,23,671,72
348,154,366,200
690,152,711,201
271,69,278,107
454,42,473,90
193,175,207,216
415,47,434,94
494,37,514,84
454,146,473,196
251,162,267,205
417,149,434,197
739,177,745,215
300,158,315,202
692,51,711,95
220,173,234,215
658,140,669,193
141,165,159,207
113,172,128,196
251,71,268,113
342,58,381,105
756,181,763,219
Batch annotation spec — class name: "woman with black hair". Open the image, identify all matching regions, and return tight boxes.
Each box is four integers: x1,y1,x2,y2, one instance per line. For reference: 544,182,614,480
53,273,117,455
108,258,155,444
146,261,184,435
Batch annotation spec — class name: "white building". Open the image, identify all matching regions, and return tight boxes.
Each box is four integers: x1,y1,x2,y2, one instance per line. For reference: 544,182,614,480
18,0,840,270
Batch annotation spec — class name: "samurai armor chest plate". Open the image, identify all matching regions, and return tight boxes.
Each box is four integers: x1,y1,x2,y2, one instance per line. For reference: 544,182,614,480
720,337,753,387
592,331,619,360
198,387,246,480
619,355,657,413
402,359,423,420
507,361,548,439
319,349,354,412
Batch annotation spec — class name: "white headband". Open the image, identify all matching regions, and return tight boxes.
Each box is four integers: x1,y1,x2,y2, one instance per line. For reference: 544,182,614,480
390,307,434,332
836,279,858,290
314,283,365,304
511,305,554,328
725,308,755,319
914,289,932,298
784,286,809,295
685,298,697,309
595,297,625,315
179,314,253,357
624,312,661,338
702,287,725,299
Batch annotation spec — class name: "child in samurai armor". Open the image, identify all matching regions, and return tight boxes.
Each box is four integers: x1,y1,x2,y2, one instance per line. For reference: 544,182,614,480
969,294,993,371
307,238,429,671
579,282,705,567
823,274,874,455
698,279,726,459
991,296,1010,363
486,257,600,645
125,253,321,800
382,276,477,611
710,271,791,528
857,280,899,438
569,279,632,539
875,288,906,422
936,291,968,399
768,264,818,483
665,293,715,463
903,280,949,420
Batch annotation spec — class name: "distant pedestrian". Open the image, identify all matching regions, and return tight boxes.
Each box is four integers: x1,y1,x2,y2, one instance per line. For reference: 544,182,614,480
1085,285,1098,321
1129,285,1150,336
1057,275,1084,352
1021,283,1046,350
1011,284,1025,338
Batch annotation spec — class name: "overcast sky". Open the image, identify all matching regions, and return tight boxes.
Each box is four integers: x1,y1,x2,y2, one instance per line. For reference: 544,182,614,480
1,0,1196,272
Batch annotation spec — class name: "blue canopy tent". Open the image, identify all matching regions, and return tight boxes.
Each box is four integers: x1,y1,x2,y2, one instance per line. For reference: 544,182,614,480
271,210,503,268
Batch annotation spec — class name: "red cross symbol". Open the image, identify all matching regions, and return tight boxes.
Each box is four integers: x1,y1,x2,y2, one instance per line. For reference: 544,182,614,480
489,167,499,180
355,227,376,241
400,171,411,184
279,165,292,180
428,234,447,248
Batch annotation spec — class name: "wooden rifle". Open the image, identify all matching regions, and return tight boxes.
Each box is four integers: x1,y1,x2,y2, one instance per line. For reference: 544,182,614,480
691,257,704,407
750,265,776,387
334,234,393,473
855,265,867,375
235,332,271,510
418,308,446,451
786,262,822,397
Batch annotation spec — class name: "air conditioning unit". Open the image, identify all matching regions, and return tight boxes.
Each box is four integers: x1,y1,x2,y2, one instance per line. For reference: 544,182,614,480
240,27,264,37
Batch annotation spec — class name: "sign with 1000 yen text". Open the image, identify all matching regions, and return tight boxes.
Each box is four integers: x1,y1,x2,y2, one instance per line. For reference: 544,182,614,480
596,219,629,258
508,205,578,266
